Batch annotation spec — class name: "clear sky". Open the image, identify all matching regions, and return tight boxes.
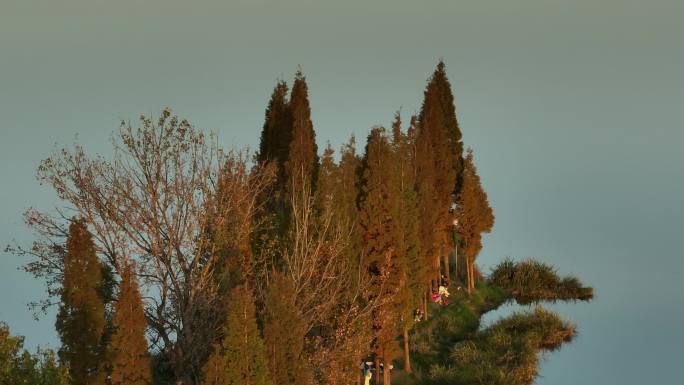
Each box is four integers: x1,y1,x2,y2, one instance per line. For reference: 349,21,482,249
1,1,682,384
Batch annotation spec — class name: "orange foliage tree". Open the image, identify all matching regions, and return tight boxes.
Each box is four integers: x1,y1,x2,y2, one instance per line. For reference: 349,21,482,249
455,149,494,293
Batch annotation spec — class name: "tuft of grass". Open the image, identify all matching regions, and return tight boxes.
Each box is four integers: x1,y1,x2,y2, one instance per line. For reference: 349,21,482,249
488,258,594,304
419,307,575,385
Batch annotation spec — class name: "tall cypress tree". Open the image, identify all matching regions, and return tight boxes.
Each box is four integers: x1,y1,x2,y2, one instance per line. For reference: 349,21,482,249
201,346,228,385
359,128,400,270
201,285,270,385
56,219,106,385
359,127,405,384
259,72,319,273
390,113,423,373
414,108,442,291
432,61,465,282
315,142,337,216
255,80,294,271
415,61,462,285
257,80,293,189
109,261,152,385
336,136,361,227
285,70,319,198
455,148,494,294
336,136,363,284
262,272,310,385
429,61,464,192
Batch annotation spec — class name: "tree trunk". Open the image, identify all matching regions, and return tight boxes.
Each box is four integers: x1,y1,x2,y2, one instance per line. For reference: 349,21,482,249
383,358,391,385
443,252,450,282
468,257,475,293
470,259,473,292
466,257,472,295
403,326,411,373
423,290,429,320
374,357,381,385
457,248,469,285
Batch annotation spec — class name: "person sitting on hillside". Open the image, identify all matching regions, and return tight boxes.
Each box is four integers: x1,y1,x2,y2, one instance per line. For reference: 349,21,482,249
414,306,424,322
430,286,451,306
438,285,450,299
440,274,450,287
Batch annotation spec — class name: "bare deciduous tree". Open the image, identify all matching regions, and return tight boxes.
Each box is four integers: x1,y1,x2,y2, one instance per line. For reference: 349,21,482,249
281,171,391,384
10,108,274,384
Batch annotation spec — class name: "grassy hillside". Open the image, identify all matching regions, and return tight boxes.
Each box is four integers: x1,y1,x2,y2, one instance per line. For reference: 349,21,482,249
393,259,592,385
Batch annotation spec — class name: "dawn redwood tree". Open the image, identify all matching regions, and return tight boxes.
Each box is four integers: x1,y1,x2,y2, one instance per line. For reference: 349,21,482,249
285,71,319,200
315,143,337,217
429,61,465,283
429,61,464,192
221,285,270,385
358,127,405,385
256,80,293,250
359,128,400,270
211,152,277,292
201,346,228,385
336,137,362,229
414,117,441,293
414,116,442,289
56,219,106,385
257,80,293,184
455,149,494,294
109,261,152,385
201,284,270,385
262,272,310,385
416,61,464,283
331,136,365,301
390,113,423,374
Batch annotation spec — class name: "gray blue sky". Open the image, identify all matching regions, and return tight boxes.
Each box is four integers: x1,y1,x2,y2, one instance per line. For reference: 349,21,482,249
1,1,683,384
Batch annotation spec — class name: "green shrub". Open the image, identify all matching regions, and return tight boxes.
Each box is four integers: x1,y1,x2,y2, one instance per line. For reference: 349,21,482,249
421,307,575,385
489,259,593,304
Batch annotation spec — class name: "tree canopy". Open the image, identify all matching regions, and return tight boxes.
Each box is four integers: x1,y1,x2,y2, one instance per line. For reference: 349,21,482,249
56,219,106,385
